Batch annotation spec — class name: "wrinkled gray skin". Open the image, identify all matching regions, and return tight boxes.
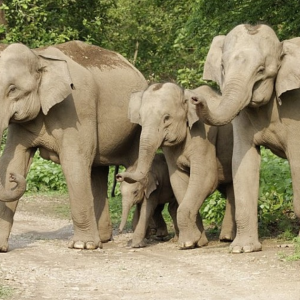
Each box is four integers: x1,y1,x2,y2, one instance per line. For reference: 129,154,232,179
189,24,300,253
117,83,235,249
0,41,147,252
119,153,178,248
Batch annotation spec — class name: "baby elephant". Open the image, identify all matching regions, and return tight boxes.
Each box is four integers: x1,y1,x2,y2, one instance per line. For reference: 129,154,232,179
118,153,178,248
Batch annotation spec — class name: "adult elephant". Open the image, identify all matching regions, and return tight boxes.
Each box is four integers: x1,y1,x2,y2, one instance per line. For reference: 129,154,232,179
117,83,235,249
190,24,300,253
0,41,147,252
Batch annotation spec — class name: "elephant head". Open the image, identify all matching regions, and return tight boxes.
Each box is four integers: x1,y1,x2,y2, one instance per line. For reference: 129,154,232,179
191,24,300,125
116,83,199,183
0,43,74,201
119,168,158,233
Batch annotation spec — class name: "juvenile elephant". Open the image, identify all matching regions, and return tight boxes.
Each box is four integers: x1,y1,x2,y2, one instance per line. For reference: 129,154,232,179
119,153,179,248
190,24,300,253
0,41,147,252
117,83,235,249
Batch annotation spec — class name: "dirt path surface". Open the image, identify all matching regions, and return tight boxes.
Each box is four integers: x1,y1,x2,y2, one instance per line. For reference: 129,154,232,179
0,194,300,300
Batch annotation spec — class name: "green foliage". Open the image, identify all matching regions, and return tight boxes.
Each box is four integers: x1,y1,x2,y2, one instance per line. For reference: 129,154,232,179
201,191,226,228
0,0,116,48
259,148,296,237
26,152,67,193
103,0,194,84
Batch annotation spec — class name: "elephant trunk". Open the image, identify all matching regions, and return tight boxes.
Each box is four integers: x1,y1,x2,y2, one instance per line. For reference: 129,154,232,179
192,78,252,126
0,173,27,202
0,122,27,202
116,127,160,183
119,200,132,233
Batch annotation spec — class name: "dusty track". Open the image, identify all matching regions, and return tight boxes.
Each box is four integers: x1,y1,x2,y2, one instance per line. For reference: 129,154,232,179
0,194,299,300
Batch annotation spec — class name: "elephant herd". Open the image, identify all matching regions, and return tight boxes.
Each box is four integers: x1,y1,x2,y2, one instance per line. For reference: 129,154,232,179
0,23,299,254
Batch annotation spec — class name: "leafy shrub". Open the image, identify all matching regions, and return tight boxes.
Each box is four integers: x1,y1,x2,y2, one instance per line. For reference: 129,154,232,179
259,147,296,237
26,152,67,193
201,191,226,228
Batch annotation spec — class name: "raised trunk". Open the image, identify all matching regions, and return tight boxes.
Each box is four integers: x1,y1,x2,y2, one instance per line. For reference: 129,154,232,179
116,128,161,183
192,80,252,126
0,124,27,202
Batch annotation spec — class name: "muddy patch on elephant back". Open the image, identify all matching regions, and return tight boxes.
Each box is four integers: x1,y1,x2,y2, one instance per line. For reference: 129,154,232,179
50,41,131,70
1,193,300,300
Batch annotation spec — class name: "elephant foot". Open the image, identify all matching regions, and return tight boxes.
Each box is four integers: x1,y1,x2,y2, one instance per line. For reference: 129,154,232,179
229,237,262,254
156,228,168,238
179,240,196,250
99,228,113,243
0,242,9,253
178,230,208,250
68,240,102,250
170,234,179,243
131,238,146,248
219,231,235,242
197,231,208,247
219,226,236,242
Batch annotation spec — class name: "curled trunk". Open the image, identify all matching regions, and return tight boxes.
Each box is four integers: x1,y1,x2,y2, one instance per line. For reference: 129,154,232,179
192,80,251,126
0,119,27,202
116,128,161,183
0,172,27,202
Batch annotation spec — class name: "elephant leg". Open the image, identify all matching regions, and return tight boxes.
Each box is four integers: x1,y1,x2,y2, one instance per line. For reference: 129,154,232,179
230,132,262,253
92,166,113,243
168,199,179,241
152,204,168,238
168,167,208,250
132,204,140,232
131,198,155,248
148,216,158,236
219,183,236,242
286,150,300,237
61,157,100,250
0,201,19,252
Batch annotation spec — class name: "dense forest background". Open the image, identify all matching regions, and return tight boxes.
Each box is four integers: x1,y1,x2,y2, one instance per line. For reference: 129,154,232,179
1,0,300,88
0,0,298,235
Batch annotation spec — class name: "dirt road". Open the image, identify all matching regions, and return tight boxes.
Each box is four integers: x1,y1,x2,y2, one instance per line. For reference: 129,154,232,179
0,194,299,300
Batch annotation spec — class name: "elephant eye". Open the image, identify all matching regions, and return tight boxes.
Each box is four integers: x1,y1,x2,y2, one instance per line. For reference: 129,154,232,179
257,66,265,74
8,85,17,96
221,63,225,74
163,114,171,124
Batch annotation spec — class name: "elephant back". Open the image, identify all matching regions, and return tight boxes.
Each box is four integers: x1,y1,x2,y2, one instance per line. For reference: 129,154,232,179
42,41,131,71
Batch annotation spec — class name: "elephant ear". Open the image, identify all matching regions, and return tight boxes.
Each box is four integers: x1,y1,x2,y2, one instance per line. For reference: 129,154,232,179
145,172,158,199
276,38,300,99
203,35,225,88
128,91,143,125
184,89,199,129
38,54,74,115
